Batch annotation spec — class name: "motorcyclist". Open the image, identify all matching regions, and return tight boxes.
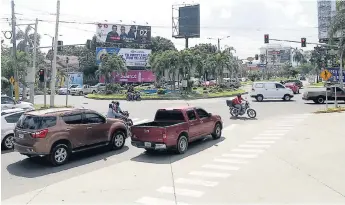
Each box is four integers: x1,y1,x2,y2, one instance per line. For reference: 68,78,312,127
112,101,125,119
232,94,247,113
106,103,116,118
127,85,134,100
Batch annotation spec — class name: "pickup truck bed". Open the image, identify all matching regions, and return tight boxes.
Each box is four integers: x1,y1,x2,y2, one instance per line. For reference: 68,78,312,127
130,107,223,154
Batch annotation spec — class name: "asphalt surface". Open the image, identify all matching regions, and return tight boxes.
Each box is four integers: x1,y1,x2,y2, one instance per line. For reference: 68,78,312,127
2,85,345,203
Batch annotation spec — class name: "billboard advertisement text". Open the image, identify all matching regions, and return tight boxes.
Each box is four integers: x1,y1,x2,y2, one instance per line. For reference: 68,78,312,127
96,47,151,67
99,70,156,83
96,23,151,44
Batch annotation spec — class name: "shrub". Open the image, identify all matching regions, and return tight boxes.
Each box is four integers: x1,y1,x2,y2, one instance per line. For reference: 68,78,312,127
105,84,121,94
203,87,207,90
192,87,197,90
157,89,166,95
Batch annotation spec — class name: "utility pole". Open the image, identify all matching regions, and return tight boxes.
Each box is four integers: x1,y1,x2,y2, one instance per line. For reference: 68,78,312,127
50,0,60,107
65,57,69,107
339,31,344,88
29,18,38,104
207,36,230,52
11,0,19,101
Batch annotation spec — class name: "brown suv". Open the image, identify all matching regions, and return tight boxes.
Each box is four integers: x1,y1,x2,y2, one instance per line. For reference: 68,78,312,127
13,108,129,166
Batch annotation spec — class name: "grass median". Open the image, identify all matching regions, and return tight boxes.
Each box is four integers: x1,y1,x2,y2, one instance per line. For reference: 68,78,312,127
86,89,246,100
314,106,345,114
307,82,324,88
34,104,73,110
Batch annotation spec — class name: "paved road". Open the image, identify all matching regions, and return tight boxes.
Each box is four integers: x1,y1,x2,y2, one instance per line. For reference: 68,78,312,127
2,85,345,202
3,112,345,204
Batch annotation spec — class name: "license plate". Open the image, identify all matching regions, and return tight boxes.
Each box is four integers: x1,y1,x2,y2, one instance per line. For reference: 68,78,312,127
18,134,24,139
144,142,151,147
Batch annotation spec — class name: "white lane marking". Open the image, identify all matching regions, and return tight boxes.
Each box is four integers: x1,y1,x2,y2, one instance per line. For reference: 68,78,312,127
239,144,271,148
222,154,258,158
246,141,276,144
259,133,285,136
202,164,240,171
175,178,218,187
223,124,238,131
231,149,265,153
189,171,231,178
157,186,204,198
264,130,289,133
133,119,149,125
136,197,190,205
253,137,281,140
214,158,248,164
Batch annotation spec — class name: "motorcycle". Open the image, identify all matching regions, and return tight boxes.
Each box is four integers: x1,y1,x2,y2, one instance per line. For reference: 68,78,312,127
126,92,141,101
226,100,257,118
121,111,134,127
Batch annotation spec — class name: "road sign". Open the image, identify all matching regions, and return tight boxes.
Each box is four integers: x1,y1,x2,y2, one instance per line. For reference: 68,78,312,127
320,69,332,81
9,76,15,85
327,67,345,82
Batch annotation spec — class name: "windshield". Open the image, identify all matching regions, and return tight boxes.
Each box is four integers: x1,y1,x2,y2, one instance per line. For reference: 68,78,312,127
16,115,57,130
69,85,79,89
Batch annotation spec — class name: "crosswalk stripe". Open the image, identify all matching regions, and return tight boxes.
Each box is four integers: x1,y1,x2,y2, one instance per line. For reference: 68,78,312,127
222,154,258,158
231,149,265,153
175,178,218,187
136,197,190,205
246,141,276,144
202,164,240,171
156,186,204,197
213,158,248,164
189,171,231,178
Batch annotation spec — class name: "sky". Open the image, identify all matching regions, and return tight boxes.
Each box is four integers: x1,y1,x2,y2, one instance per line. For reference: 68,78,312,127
1,0,320,59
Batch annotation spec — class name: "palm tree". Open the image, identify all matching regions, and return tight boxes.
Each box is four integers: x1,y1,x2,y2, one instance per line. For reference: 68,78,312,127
292,48,305,66
95,54,127,84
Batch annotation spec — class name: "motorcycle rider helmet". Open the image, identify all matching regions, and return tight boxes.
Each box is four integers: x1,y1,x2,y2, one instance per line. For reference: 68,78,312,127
237,94,241,98
115,101,120,106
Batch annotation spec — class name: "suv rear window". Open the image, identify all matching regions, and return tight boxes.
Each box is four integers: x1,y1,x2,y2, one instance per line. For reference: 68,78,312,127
155,110,185,121
16,115,57,130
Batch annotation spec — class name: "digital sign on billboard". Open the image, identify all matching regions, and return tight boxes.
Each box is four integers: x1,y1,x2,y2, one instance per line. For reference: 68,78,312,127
96,23,151,44
96,47,151,67
178,4,200,38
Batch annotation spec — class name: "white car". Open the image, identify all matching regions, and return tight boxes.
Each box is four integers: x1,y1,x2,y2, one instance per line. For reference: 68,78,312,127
250,82,294,102
70,84,98,95
58,84,80,95
1,95,35,111
1,108,25,150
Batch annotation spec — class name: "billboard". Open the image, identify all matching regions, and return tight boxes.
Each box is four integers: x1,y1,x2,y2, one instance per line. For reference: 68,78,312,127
99,70,156,83
57,72,83,87
327,67,345,82
317,0,341,42
96,23,151,44
176,4,200,38
96,47,151,67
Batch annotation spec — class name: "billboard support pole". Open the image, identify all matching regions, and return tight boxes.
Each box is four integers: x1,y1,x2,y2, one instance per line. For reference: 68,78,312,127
185,37,189,48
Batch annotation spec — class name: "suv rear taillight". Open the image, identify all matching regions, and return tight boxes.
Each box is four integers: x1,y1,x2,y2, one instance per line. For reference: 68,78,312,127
31,129,48,138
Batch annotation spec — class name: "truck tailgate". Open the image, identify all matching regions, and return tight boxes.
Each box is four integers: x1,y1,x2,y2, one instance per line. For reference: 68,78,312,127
131,126,166,143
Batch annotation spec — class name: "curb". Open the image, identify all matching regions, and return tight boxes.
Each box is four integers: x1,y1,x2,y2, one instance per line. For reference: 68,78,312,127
84,92,248,101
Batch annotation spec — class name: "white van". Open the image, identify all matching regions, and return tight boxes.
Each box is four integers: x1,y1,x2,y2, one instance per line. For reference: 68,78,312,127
250,82,294,102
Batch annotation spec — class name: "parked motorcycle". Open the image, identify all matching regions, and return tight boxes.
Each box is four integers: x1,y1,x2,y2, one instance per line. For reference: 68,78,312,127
226,100,257,118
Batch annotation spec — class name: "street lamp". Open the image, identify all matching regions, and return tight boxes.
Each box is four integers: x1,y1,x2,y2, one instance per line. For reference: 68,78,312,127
207,36,230,51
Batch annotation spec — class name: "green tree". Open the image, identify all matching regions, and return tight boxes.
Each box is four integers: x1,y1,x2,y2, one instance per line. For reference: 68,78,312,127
292,48,305,66
151,36,176,53
96,54,127,84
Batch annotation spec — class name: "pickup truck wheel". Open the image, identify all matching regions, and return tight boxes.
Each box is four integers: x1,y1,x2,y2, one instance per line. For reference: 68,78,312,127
92,90,96,94
176,135,188,154
212,123,222,139
256,95,263,102
79,91,83,95
110,130,125,150
48,144,70,166
316,96,325,104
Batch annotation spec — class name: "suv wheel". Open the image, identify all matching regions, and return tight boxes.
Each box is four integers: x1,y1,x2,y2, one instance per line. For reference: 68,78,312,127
49,144,70,166
317,96,325,104
256,95,264,102
110,130,126,150
211,123,222,139
1,134,14,150
79,91,83,95
283,94,291,101
176,135,188,154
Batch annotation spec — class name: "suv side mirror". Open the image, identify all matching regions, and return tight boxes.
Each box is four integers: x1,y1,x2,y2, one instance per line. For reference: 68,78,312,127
208,113,212,117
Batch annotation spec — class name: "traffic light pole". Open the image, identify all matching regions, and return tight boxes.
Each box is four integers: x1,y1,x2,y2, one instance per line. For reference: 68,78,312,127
50,0,60,107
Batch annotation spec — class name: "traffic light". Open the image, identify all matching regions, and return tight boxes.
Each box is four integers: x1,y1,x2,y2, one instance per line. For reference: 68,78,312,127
264,34,269,44
301,38,306,47
255,54,259,60
38,69,44,82
57,40,63,51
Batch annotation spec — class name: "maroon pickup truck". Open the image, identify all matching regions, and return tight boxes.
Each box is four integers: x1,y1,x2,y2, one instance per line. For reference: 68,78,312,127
131,107,223,154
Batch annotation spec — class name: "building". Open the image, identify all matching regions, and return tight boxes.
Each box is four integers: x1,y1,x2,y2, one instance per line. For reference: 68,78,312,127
259,44,293,67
